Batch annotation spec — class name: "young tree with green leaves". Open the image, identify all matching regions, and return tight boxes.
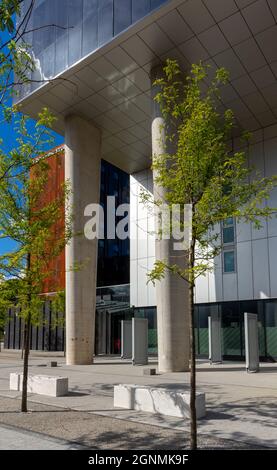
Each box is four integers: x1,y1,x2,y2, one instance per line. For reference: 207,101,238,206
0,109,72,412
147,60,277,449
0,0,36,106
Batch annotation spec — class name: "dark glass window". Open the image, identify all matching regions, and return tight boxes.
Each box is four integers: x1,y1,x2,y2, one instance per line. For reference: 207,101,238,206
223,226,235,244
114,0,132,35
132,0,150,22
82,0,98,56
223,217,235,244
151,0,167,9
223,250,235,273
98,0,113,45
68,0,83,66
97,160,130,287
265,301,277,358
221,302,241,356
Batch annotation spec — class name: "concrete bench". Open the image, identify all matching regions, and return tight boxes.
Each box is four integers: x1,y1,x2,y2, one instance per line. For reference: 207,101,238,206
10,373,68,397
114,384,206,419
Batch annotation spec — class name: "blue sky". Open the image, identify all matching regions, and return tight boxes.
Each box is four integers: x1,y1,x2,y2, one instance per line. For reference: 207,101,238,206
0,29,64,257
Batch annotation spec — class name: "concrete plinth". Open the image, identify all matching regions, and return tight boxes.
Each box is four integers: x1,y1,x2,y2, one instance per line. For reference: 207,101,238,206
10,373,68,397
114,384,206,419
151,66,190,373
65,115,101,365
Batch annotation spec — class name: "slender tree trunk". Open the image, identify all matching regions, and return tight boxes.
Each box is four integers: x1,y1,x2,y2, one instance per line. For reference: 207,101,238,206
21,316,25,360
21,253,31,413
21,312,31,412
189,238,197,449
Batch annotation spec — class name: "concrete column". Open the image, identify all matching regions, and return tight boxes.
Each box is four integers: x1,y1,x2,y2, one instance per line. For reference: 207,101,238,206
65,115,101,365
151,66,190,373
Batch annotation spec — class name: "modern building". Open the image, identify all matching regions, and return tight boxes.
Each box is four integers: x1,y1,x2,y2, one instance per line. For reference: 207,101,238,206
12,0,277,368
4,148,131,355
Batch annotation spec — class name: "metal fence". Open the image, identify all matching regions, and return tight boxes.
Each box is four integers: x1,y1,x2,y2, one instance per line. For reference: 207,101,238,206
4,301,64,352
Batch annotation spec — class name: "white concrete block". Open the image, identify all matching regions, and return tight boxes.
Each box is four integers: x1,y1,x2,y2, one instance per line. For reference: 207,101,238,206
9,373,68,397
114,384,134,409
10,373,20,391
114,384,206,419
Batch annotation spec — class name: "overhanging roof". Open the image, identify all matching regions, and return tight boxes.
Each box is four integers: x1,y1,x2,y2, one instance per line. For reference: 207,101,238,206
18,0,277,174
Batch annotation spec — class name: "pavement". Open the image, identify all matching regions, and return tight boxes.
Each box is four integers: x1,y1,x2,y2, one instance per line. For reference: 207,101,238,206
0,423,87,450
0,351,276,449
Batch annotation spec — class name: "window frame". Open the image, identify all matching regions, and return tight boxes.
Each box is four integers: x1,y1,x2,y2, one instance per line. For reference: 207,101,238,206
223,248,236,274
222,218,236,274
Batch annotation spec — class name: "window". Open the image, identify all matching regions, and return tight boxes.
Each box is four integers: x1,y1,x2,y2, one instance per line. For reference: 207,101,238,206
222,218,236,273
222,217,235,244
223,250,235,273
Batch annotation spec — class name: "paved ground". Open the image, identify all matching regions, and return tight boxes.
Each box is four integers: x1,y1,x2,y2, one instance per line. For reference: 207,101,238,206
0,423,86,450
0,397,260,450
0,351,276,449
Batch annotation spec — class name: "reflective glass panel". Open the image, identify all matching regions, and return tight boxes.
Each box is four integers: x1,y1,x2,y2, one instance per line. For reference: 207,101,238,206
223,250,235,273
114,0,132,35
223,226,235,244
16,0,169,101
132,0,150,22
265,301,277,358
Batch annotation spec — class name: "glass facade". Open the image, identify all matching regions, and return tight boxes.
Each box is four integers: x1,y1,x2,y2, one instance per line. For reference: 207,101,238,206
4,158,130,352
195,299,277,360
17,0,169,101
133,300,277,360
134,307,158,354
95,284,132,355
98,160,130,287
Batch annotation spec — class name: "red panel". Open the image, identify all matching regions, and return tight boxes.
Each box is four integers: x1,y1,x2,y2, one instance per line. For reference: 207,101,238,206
31,147,65,294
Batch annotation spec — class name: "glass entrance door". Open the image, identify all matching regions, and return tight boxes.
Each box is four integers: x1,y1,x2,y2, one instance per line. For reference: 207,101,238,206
95,308,133,355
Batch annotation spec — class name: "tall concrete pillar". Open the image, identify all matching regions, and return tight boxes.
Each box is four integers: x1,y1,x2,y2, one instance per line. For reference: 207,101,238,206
65,115,101,365
151,66,190,373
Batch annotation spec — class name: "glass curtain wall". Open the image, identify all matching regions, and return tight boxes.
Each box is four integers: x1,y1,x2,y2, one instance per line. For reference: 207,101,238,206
134,307,157,354
195,299,276,360
17,0,169,100
97,160,130,287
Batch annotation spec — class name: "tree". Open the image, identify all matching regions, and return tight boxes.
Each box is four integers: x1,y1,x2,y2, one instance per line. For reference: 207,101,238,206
0,0,36,106
0,278,22,348
147,60,277,449
0,1,74,412
0,108,72,412
0,0,72,186
0,0,69,107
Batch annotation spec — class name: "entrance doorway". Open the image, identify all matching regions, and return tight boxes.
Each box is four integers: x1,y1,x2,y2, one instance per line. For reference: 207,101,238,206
95,306,133,355
95,284,132,355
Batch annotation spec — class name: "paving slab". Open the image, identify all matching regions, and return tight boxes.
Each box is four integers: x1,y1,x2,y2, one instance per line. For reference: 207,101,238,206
0,397,260,450
0,423,86,450
0,353,277,448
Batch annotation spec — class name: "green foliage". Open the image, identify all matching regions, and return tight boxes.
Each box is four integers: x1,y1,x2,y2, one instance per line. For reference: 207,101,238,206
51,290,65,328
0,1,35,105
0,1,20,33
0,278,22,331
0,108,72,328
148,60,277,284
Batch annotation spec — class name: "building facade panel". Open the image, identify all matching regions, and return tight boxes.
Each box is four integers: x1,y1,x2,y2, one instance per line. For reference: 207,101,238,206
17,0,169,101
237,241,254,300
131,128,277,306
9,1,277,362
130,169,155,307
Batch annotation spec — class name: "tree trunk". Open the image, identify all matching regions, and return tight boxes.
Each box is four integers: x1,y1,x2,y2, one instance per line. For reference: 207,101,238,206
189,239,197,449
21,312,31,412
21,252,31,413
21,317,25,360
